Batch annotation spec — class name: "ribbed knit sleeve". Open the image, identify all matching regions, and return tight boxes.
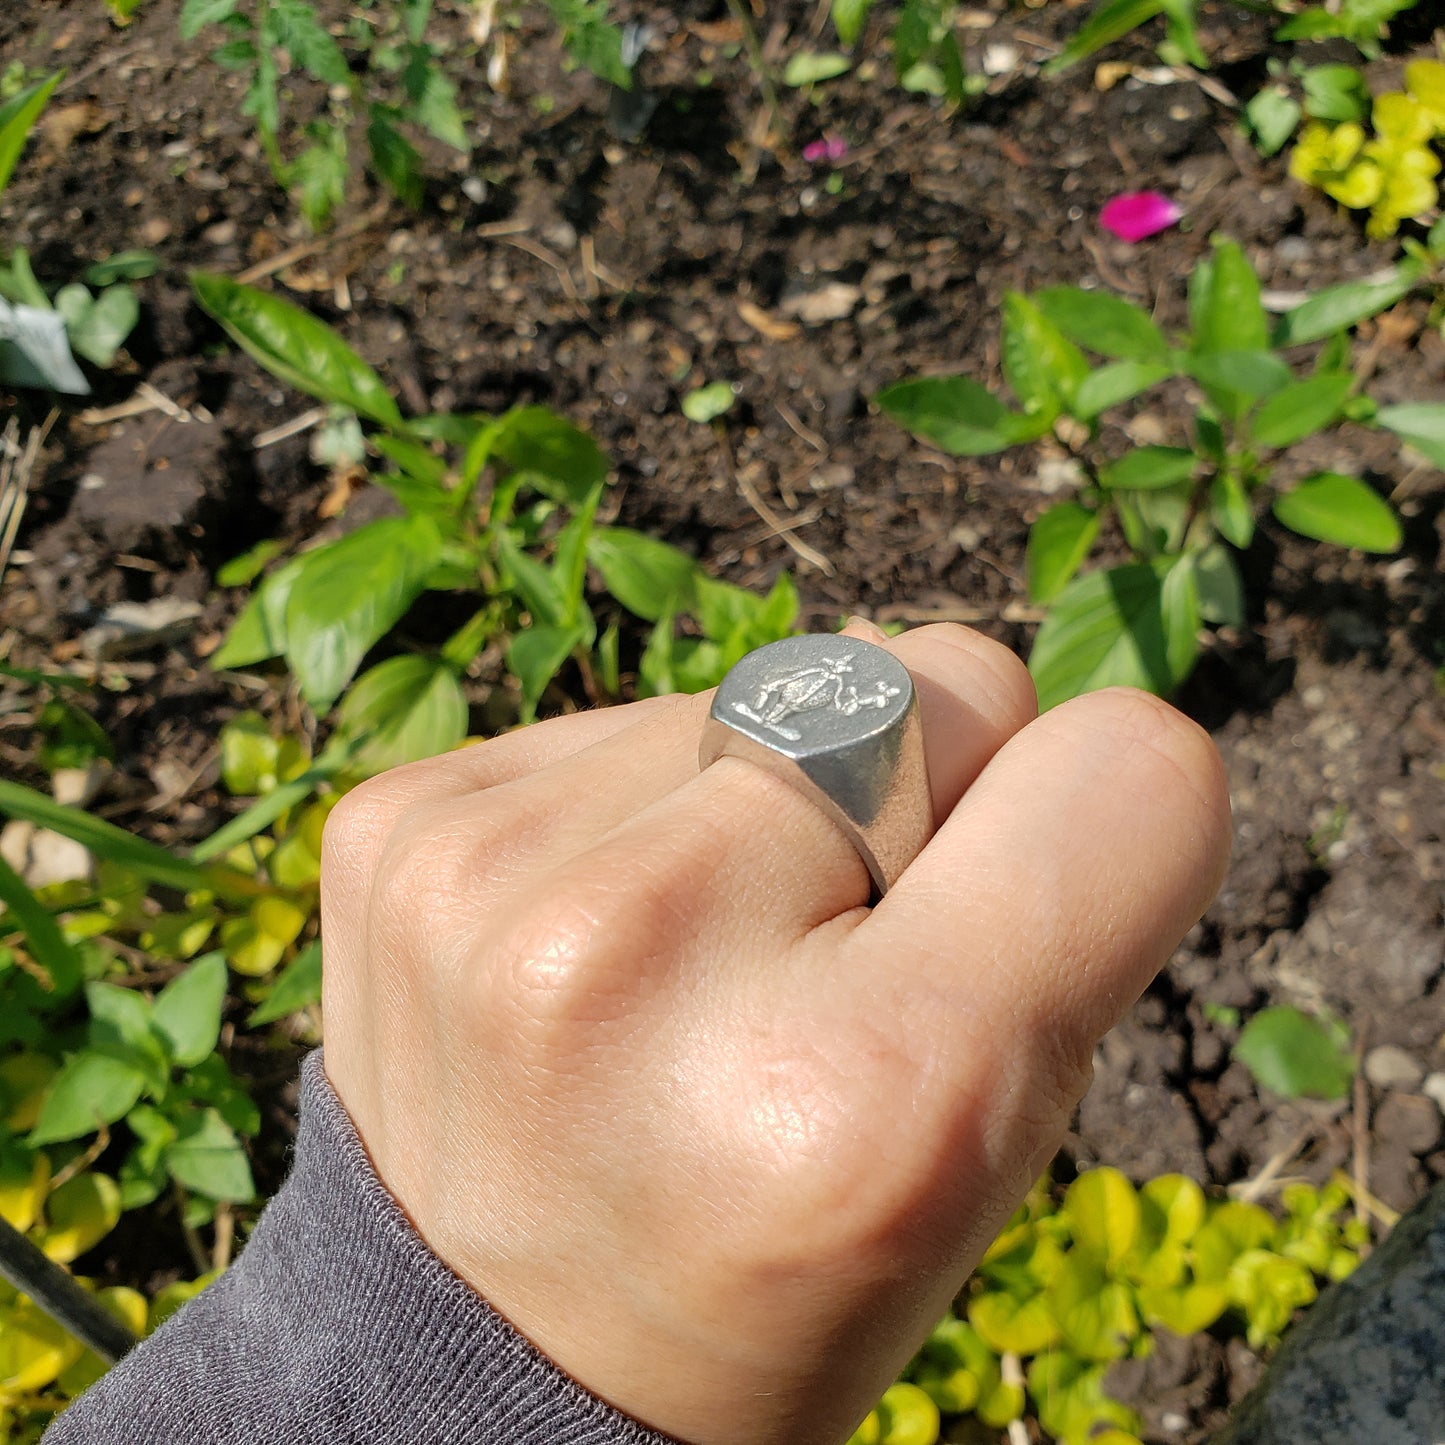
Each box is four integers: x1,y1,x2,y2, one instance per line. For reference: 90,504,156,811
44,1052,682,1445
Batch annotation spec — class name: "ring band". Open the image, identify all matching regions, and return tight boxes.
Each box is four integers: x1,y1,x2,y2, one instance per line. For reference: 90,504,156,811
698,634,932,895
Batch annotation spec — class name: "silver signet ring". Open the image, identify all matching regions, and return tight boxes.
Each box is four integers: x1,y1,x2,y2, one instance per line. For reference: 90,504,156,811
698,634,932,896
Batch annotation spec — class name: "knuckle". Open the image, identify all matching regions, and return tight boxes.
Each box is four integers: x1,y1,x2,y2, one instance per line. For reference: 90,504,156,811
491,858,687,1043
322,776,410,884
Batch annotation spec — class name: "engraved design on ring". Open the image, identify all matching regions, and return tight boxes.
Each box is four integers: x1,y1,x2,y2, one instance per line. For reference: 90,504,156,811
699,635,933,896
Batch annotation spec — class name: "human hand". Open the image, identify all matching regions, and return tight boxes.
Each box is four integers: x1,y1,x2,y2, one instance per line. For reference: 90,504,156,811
319,621,1231,1445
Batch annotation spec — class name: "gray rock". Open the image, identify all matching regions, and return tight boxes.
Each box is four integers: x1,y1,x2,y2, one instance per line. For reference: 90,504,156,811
1210,1181,1445,1444
1365,1045,1425,1093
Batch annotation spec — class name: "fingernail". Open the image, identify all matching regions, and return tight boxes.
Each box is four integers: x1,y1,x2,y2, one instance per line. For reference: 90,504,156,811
842,614,889,643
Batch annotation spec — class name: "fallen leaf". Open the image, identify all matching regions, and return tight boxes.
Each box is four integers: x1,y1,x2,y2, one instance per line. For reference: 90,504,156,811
689,19,743,44
40,102,106,154
738,300,800,341
317,464,367,519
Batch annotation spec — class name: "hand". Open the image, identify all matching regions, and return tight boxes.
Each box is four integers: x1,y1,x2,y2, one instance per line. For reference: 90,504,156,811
319,621,1230,1445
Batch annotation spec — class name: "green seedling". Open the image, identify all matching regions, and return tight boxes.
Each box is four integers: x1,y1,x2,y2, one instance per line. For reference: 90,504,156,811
880,235,1443,710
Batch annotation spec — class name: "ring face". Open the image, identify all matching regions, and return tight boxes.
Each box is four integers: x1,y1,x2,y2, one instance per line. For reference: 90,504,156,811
699,635,932,895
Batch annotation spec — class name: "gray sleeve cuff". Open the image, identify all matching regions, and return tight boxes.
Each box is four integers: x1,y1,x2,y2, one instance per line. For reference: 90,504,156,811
46,1052,682,1445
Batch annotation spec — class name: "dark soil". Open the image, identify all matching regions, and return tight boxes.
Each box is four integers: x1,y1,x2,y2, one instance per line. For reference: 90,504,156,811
2,1,1444,1438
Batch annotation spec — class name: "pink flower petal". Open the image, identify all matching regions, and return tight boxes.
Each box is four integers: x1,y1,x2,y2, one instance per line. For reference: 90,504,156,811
802,134,848,165
1099,190,1183,243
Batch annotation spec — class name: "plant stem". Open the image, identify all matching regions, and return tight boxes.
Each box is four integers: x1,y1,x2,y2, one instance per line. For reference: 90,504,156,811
724,0,783,144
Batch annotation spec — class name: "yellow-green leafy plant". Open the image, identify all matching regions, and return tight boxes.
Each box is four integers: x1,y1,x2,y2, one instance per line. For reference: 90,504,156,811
1290,60,1445,239
846,1168,1368,1445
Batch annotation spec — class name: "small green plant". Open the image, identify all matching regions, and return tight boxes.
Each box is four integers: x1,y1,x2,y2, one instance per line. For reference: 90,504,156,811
847,1168,1368,1445
879,235,1445,709
192,274,799,740
1235,1005,1355,1101
0,75,152,394
1289,59,1445,239
1047,0,1418,76
179,0,471,229
821,0,976,107
1245,60,1372,158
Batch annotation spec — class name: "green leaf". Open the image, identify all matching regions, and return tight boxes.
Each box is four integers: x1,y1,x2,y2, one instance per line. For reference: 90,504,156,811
120,1105,177,1209
1033,288,1169,363
1252,373,1352,448
588,528,699,622
968,1290,1062,1355
152,953,228,1068
1194,543,1245,627
1026,502,1100,604
1376,403,1445,468
0,854,82,996
832,0,874,45
0,74,61,199
1301,64,1370,123
1210,472,1255,549
85,982,168,1093
54,283,140,367
403,52,469,151
247,939,322,1026
211,553,307,671
34,1171,122,1264
783,53,853,86
1049,1253,1140,1362
165,1107,255,1202
1271,472,1401,553
1099,445,1196,491
1245,87,1301,156
334,655,469,774
180,0,240,40
0,781,207,890
875,376,1017,456
1001,292,1089,419
1044,0,1165,74
1072,359,1173,419
1272,265,1421,347
272,0,352,86
1189,240,1267,355
287,123,348,232
492,406,609,505
30,1052,148,1145
507,624,586,723
367,111,424,210
1064,1167,1140,1264
216,538,284,588
191,273,404,428
195,740,348,860
283,515,445,711
1160,551,1202,686
1235,1005,1353,1100
1186,349,1292,405
682,382,737,424
81,251,160,286
1028,560,1193,711
543,0,632,88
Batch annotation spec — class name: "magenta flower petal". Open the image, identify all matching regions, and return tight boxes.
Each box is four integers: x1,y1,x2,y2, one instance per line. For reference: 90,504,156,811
802,133,848,165
1099,190,1182,243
